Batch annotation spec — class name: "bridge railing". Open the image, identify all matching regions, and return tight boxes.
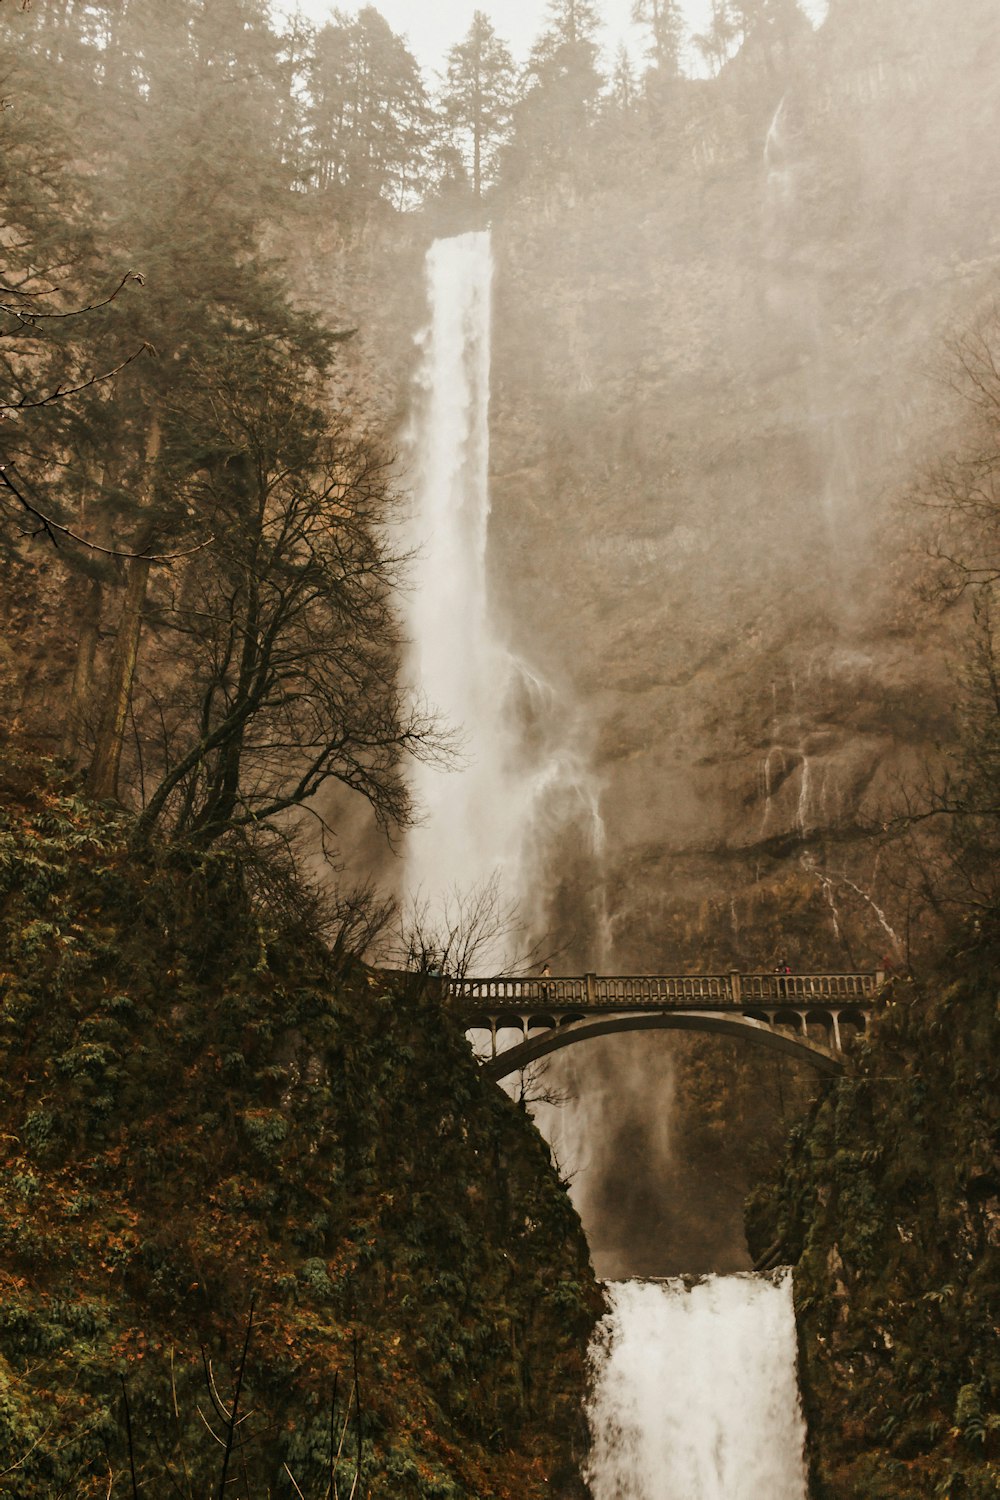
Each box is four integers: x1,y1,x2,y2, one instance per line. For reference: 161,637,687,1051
739,973,877,1003
450,971,880,1011
449,976,589,1005
595,975,731,1004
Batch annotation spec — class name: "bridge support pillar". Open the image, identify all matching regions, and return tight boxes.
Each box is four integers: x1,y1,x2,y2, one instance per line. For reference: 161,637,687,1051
832,1012,842,1052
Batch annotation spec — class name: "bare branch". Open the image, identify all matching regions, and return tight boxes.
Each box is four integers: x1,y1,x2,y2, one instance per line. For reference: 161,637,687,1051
0,465,214,560
0,339,152,414
0,269,143,327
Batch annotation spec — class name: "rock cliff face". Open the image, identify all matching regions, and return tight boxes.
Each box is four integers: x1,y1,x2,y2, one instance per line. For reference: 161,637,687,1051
487,0,1000,975
431,0,1000,1277
746,935,1000,1498
0,753,600,1498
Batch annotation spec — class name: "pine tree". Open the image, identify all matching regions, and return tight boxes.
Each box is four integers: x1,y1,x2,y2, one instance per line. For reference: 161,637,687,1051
731,0,807,44
273,7,318,188
529,0,604,89
130,338,442,849
512,0,606,180
0,6,149,578
306,7,428,203
2,0,443,824
631,0,686,77
610,43,638,115
439,11,516,199
695,0,806,71
693,1,741,74
73,3,289,793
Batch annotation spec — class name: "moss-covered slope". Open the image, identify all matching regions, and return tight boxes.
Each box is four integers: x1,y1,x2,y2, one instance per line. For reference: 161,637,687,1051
747,940,1000,1498
0,757,602,1497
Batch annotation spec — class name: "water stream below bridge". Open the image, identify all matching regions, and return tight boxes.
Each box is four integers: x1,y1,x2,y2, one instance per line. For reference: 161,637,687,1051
403,230,812,1496
585,1274,809,1499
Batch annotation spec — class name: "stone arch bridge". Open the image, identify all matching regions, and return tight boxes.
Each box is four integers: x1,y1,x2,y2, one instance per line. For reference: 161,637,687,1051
450,971,884,1079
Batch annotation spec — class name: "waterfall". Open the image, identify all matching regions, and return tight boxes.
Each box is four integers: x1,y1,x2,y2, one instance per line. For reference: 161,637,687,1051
401,231,603,964
403,236,811,1494
586,1275,810,1500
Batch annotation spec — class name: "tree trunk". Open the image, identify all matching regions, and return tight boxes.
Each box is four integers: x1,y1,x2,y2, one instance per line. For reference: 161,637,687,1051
62,574,105,769
62,474,116,768
87,417,160,802
87,551,152,801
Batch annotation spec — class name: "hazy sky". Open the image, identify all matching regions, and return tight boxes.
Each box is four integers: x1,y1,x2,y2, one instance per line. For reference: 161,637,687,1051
271,1,818,77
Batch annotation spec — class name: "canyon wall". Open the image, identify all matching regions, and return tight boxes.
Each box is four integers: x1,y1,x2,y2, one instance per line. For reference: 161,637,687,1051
488,0,1000,974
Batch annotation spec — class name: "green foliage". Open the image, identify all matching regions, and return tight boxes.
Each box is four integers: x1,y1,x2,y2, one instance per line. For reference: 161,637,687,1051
439,11,517,199
0,758,601,1497
305,7,429,201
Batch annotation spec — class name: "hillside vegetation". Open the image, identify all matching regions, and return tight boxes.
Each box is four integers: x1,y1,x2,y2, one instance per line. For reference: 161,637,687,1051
747,945,1000,1498
0,754,601,1497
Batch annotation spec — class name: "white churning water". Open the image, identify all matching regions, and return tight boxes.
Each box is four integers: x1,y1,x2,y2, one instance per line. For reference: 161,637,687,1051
403,231,507,908
402,230,602,960
586,1274,810,1500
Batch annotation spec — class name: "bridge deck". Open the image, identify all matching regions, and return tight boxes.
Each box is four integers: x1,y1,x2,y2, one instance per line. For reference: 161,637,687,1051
451,971,880,1018
446,972,882,1078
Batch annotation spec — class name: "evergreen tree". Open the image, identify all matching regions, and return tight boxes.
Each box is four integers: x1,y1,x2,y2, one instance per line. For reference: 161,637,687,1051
693,0,741,73
511,0,605,180
695,0,806,71
273,7,318,187
610,43,638,115
73,0,305,797
1,0,448,841
130,337,443,849
0,6,148,576
439,11,516,199
530,0,604,85
731,0,807,44
306,7,428,204
631,0,686,77
0,0,330,793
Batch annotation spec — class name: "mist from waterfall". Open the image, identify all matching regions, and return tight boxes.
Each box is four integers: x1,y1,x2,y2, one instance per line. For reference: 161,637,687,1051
401,231,603,964
586,1275,810,1500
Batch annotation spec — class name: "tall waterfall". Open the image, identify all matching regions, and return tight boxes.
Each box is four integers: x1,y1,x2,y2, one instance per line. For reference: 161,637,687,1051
586,1275,810,1500
402,230,602,960
403,234,811,1490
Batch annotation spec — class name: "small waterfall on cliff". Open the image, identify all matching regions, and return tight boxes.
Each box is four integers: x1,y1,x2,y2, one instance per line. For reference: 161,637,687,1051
401,231,603,963
586,1275,810,1500
763,83,858,549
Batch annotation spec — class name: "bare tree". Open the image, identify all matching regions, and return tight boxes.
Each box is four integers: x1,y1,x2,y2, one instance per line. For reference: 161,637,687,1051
127,356,448,851
388,872,540,979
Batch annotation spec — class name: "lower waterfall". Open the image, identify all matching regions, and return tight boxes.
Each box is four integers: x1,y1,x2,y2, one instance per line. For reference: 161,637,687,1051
585,1273,809,1500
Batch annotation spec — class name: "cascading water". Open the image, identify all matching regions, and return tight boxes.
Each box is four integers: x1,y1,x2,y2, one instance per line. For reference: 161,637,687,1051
401,230,603,961
402,232,509,906
586,1275,810,1500
403,233,812,1494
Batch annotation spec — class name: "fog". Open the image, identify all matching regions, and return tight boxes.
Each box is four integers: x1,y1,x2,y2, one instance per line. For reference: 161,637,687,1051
396,0,1000,1271
4,0,996,1279
276,2,830,75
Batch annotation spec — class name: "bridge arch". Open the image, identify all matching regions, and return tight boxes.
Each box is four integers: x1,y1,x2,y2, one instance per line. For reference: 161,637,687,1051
452,971,879,1081
480,1009,847,1080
